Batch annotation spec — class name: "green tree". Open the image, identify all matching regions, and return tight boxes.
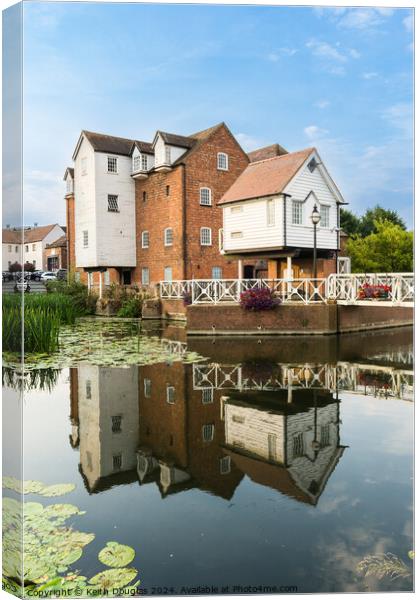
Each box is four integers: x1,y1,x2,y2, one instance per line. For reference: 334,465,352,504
346,220,413,272
340,208,361,236
358,205,406,237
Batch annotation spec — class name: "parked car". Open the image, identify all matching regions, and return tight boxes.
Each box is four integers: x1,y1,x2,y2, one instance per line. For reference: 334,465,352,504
14,281,31,293
31,270,43,281
56,269,68,281
17,273,31,282
2,271,14,282
41,271,57,281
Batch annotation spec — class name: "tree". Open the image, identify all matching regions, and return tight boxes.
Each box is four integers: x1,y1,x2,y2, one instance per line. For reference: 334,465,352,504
9,262,22,273
346,220,413,273
24,262,35,272
340,208,360,236
358,205,406,237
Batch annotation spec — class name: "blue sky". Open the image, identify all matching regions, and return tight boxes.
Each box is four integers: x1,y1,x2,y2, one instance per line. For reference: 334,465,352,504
5,2,414,227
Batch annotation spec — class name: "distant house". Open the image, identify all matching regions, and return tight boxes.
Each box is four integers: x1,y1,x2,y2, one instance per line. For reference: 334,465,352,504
219,147,347,279
45,233,67,271
2,223,66,271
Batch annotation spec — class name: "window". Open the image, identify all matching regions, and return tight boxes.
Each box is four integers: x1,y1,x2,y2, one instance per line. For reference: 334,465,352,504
212,266,222,279
81,157,87,175
104,270,110,285
166,185,170,196
85,380,91,399
166,385,176,404
217,152,228,171
32,244,36,251
144,378,151,398
33,261,36,267
141,231,149,248
107,156,118,173
112,454,122,471
66,177,73,194
8,245,11,252
141,154,148,170
220,456,231,475
231,231,243,239
202,388,214,404
202,424,214,442
165,146,171,164
133,155,141,172
267,199,275,226
308,157,317,173
142,191,147,202
142,267,150,286
108,195,119,212
164,266,172,282
111,415,122,433
200,227,212,246
83,231,89,248
25,245,29,252
15,246,18,253
200,187,212,206
164,228,173,246
292,433,304,458
320,424,330,448
231,205,243,213
292,201,302,225
232,414,244,424
320,205,330,228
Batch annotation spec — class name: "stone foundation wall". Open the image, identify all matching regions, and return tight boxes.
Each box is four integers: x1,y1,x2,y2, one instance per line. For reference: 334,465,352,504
338,304,413,333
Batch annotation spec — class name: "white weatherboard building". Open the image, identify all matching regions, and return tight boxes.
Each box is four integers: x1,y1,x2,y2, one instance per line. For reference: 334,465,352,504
219,147,347,279
2,224,65,271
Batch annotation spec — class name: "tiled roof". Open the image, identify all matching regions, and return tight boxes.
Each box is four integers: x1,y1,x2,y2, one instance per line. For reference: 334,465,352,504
157,131,195,149
46,235,67,249
83,131,136,156
2,229,22,243
133,140,154,155
2,224,62,244
219,147,315,205
248,143,288,163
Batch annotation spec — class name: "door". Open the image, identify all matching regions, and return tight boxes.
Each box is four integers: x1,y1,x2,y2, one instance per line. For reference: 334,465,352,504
244,265,254,279
122,270,131,285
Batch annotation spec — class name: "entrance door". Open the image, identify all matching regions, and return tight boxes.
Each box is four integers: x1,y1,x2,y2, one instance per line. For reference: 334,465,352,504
244,265,254,279
122,270,131,285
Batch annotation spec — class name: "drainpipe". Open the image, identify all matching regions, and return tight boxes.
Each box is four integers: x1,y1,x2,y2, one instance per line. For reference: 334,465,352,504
181,164,187,279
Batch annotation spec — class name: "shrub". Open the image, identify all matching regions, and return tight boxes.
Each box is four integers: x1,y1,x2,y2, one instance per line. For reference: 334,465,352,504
46,280,97,315
239,287,280,311
117,297,143,318
357,283,391,300
23,262,35,272
9,262,22,273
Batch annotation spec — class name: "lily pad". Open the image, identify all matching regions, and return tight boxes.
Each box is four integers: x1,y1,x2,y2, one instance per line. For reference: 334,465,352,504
39,483,76,497
88,568,138,589
44,504,84,519
2,477,45,495
98,542,135,568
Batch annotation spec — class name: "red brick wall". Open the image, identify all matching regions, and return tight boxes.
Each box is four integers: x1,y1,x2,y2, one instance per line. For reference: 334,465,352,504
44,245,67,270
184,125,249,280
338,305,413,333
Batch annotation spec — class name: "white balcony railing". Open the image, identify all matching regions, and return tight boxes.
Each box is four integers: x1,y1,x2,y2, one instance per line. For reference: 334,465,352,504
159,274,414,306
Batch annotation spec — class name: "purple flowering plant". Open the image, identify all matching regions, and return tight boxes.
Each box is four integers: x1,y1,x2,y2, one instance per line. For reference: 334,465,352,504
239,287,281,311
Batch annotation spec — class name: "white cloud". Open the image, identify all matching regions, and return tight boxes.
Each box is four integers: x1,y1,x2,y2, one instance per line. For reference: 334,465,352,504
348,48,361,59
306,40,361,76
304,125,329,140
362,72,379,80
306,39,347,63
314,100,330,109
403,14,413,33
381,102,413,138
314,7,395,31
267,47,298,61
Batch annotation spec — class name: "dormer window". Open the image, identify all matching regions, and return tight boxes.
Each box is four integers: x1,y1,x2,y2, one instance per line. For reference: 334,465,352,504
217,152,229,171
107,156,118,173
66,177,73,194
165,146,171,164
141,154,148,170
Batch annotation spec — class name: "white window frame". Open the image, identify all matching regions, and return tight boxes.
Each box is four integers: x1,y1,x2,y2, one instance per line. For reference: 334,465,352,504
164,228,173,246
217,152,229,171
166,385,176,404
141,154,148,170
133,155,141,172
83,230,89,248
202,424,214,442
66,177,73,194
164,266,173,282
107,194,119,212
141,231,149,248
107,156,118,173
267,199,275,227
165,146,171,164
212,266,222,279
200,227,212,246
320,204,330,228
141,267,150,286
230,231,243,239
230,205,243,213
201,388,214,404
220,456,231,474
200,187,212,206
292,200,303,225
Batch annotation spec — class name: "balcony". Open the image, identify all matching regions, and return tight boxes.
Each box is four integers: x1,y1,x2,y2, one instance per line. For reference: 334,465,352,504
131,156,149,180
154,161,172,173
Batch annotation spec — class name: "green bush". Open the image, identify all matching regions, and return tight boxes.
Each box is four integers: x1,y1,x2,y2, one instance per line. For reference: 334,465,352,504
117,297,143,318
46,280,97,315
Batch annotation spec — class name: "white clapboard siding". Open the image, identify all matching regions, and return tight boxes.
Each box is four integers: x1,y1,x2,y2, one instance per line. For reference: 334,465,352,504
75,136,98,268
224,404,285,463
283,152,338,250
223,195,283,252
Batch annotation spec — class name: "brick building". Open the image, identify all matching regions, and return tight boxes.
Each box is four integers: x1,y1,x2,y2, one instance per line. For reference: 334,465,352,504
45,234,67,271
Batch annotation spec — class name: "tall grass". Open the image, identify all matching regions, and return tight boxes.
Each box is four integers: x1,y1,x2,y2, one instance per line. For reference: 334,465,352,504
2,294,77,354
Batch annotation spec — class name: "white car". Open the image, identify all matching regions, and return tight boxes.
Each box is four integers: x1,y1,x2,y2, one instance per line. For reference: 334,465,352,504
41,271,57,281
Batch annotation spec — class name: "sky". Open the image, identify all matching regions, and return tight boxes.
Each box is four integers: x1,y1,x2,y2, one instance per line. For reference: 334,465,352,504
3,1,414,228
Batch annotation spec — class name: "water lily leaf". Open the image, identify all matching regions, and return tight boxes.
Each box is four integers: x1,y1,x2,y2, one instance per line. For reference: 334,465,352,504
55,546,83,566
88,568,138,589
2,477,45,495
98,542,135,568
39,483,76,497
44,504,83,519
24,502,44,514
408,550,414,560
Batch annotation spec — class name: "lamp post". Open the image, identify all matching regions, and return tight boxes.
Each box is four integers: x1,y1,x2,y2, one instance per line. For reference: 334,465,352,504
311,205,321,279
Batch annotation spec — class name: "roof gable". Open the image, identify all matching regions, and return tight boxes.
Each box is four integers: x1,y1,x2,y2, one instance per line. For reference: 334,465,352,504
248,143,288,163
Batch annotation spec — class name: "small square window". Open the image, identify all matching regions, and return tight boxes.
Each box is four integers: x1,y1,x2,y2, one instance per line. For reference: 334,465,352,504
166,385,176,404
83,231,89,248
142,231,149,248
292,201,302,225
111,415,122,433
200,188,212,206
113,454,122,471
202,388,214,404
107,156,118,173
164,266,172,282
108,195,119,212
144,378,151,398
202,424,214,442
32,244,36,251
200,227,212,246
142,267,150,286
25,245,29,252
217,152,228,171
164,228,173,246
212,266,222,279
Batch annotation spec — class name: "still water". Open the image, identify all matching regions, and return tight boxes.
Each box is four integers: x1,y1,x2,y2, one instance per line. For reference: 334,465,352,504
3,324,414,594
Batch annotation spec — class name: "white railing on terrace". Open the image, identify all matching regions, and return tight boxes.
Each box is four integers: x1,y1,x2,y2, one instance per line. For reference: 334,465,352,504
158,273,414,306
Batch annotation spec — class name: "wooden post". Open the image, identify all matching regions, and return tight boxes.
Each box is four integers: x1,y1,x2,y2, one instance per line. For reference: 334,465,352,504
238,259,243,280
99,271,103,300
